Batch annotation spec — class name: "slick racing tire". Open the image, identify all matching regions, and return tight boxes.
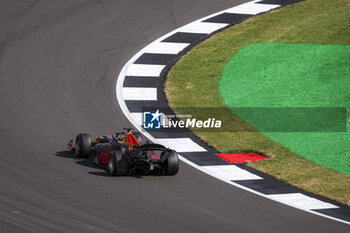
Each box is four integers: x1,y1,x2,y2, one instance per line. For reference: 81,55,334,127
165,150,179,176
107,152,127,176
75,133,91,158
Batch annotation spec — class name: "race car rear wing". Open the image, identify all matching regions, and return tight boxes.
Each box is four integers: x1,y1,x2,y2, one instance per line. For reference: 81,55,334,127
134,143,168,151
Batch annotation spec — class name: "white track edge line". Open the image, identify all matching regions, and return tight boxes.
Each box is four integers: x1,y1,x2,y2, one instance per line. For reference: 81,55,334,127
115,0,350,225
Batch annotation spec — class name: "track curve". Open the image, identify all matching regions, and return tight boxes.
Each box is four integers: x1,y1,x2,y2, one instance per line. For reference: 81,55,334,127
0,0,348,232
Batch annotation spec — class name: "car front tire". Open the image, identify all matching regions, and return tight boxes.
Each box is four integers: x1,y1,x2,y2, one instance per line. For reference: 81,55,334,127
75,133,91,158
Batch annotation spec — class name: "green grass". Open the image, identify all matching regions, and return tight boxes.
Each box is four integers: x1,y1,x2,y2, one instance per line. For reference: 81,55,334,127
165,0,350,205
220,43,350,174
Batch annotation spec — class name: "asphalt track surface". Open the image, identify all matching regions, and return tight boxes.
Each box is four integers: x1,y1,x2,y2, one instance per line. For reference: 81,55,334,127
0,1,349,232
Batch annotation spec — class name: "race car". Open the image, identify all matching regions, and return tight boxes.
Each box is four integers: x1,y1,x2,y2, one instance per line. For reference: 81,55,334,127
67,129,179,176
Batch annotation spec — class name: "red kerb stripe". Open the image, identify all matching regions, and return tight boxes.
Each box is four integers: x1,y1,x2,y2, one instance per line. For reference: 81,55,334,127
215,153,266,163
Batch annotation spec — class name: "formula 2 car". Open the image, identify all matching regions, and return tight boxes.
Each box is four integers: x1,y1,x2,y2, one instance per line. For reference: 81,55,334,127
67,129,179,176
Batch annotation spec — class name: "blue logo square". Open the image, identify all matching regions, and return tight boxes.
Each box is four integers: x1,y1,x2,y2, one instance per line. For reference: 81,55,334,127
143,110,161,129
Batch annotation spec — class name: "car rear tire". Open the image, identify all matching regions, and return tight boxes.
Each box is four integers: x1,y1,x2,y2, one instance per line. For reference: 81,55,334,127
165,150,179,175
107,153,117,176
107,152,127,176
75,133,91,158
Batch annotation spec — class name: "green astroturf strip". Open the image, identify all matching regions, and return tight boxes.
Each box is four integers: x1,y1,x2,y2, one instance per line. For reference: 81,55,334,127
220,43,350,174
